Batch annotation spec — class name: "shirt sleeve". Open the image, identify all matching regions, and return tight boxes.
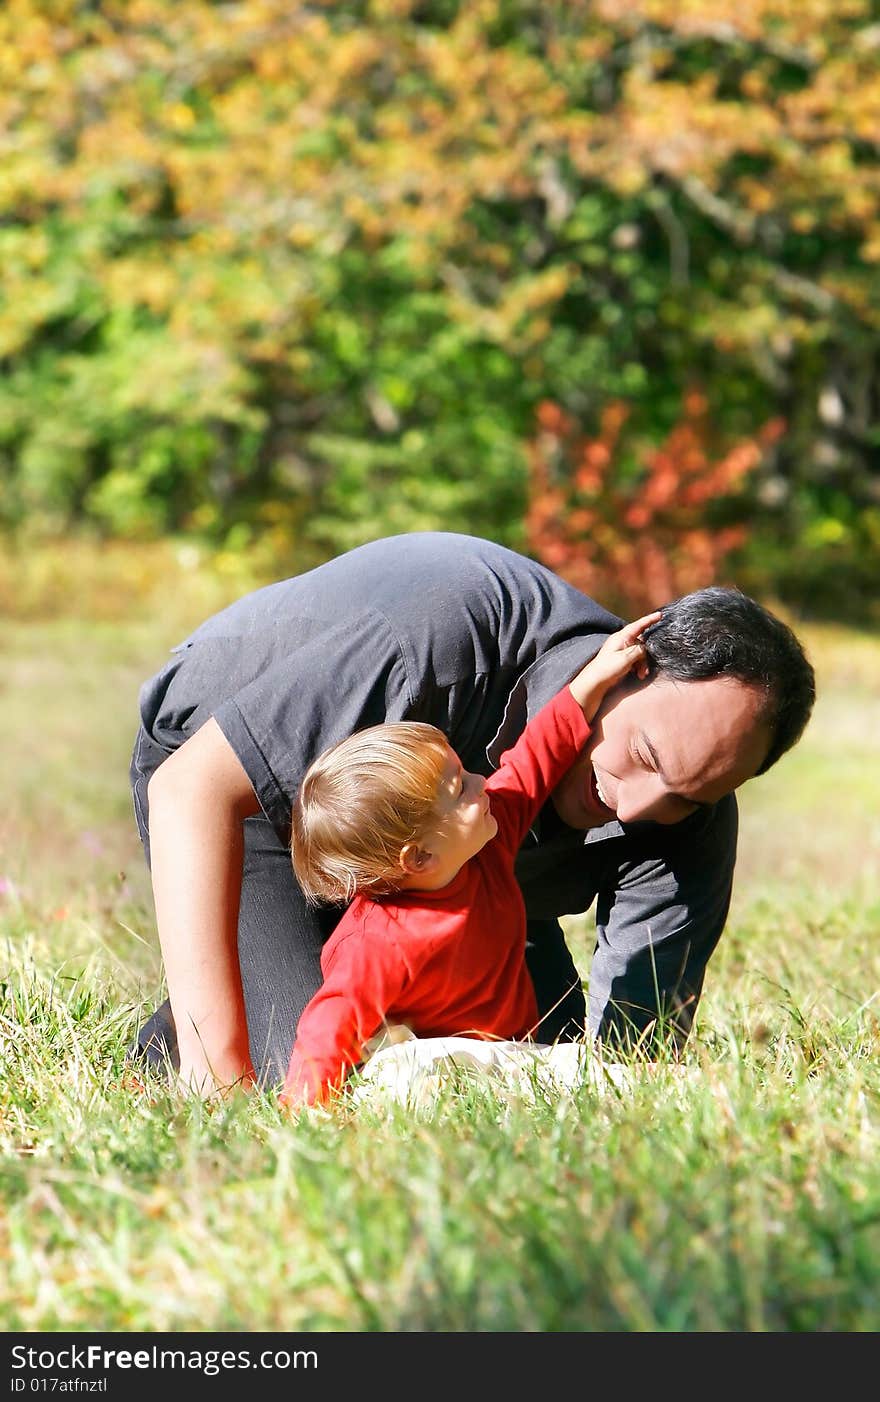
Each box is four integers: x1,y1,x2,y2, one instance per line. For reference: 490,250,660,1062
589,793,739,1050
213,611,413,843
488,687,591,857
281,915,411,1109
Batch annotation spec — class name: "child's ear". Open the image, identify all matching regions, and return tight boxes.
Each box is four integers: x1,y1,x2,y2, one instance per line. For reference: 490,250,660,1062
399,842,438,875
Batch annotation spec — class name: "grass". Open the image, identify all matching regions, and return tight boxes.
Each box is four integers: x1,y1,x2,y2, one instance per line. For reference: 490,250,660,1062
1,549,879,1333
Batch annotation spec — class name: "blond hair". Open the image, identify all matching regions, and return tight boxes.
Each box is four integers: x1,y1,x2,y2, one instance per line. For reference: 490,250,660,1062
291,722,450,905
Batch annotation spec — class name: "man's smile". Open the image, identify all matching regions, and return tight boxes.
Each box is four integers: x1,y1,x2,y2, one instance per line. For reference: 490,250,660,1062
589,764,616,818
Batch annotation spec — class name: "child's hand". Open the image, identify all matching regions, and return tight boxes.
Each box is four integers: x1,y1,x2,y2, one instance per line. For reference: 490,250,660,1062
569,611,662,721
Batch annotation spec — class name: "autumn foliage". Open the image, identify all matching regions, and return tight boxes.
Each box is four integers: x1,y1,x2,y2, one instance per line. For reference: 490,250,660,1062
1,1,878,609
526,394,786,613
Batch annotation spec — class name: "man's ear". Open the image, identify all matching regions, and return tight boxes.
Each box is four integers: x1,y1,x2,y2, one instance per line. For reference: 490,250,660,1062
399,842,438,876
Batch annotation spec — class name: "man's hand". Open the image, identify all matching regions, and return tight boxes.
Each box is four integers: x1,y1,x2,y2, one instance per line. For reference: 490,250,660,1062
568,611,662,722
176,1062,258,1100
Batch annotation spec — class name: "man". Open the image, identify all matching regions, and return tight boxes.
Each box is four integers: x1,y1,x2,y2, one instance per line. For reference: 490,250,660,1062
131,531,815,1091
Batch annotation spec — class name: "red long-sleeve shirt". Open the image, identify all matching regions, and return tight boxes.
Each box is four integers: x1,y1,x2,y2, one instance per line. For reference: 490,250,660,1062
282,686,591,1107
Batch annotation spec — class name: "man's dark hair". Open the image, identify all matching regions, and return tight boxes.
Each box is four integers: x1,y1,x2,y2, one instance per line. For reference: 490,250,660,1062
642,586,815,774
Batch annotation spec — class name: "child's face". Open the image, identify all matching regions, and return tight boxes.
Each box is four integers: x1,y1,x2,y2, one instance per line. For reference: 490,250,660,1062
423,746,498,873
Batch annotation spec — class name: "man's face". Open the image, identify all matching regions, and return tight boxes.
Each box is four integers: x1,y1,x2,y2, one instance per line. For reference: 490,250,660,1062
551,673,773,829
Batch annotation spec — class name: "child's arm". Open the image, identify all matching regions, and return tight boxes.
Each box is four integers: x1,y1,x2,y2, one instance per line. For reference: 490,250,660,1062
567,612,661,722
282,921,410,1110
282,991,363,1109
487,613,660,852
147,718,261,1095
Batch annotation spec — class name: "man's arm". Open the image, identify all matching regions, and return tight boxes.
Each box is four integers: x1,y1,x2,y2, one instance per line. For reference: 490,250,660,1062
590,795,739,1053
146,717,262,1093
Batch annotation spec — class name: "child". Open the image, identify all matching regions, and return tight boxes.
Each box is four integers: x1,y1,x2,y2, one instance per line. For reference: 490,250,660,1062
282,613,660,1109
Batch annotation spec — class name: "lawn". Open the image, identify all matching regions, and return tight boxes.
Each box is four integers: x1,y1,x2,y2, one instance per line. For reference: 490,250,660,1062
1,548,878,1332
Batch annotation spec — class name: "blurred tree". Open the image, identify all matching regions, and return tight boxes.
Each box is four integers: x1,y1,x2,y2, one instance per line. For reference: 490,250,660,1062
0,0,877,612
525,391,786,614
